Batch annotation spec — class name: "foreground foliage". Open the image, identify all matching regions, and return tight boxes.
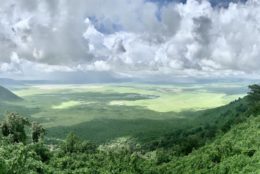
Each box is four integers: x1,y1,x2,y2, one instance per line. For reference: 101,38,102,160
0,85,259,173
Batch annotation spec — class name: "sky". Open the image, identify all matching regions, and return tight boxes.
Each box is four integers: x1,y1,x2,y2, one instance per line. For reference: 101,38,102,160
0,0,259,82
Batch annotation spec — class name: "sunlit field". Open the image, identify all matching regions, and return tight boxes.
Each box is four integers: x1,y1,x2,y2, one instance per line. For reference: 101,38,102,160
3,83,247,143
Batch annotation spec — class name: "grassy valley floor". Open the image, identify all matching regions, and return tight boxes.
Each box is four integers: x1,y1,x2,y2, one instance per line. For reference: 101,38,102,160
0,83,247,143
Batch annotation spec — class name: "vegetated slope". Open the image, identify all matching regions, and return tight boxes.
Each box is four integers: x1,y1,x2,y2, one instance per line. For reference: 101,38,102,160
0,85,22,101
0,102,258,173
156,115,260,174
0,85,259,173
142,97,249,154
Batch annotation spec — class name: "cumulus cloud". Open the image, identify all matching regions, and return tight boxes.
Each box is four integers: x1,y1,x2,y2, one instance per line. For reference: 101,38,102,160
0,0,260,81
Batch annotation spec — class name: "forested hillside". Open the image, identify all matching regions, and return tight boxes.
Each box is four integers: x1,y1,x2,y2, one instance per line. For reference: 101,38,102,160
0,86,22,101
0,85,259,173
156,115,260,173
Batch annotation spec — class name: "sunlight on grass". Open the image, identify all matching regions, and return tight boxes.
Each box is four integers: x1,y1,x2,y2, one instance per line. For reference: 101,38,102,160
109,93,244,112
52,101,81,109
12,83,246,127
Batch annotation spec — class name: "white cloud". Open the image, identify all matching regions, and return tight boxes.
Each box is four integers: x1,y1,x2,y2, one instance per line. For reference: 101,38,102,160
0,0,260,81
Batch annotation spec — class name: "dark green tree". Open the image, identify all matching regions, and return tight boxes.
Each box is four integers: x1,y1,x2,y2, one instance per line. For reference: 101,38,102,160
1,113,30,143
61,132,81,153
248,84,260,103
247,84,260,115
61,132,97,154
32,122,45,143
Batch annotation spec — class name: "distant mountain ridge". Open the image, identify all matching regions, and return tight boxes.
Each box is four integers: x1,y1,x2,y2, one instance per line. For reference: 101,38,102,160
0,78,24,87
0,85,22,101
